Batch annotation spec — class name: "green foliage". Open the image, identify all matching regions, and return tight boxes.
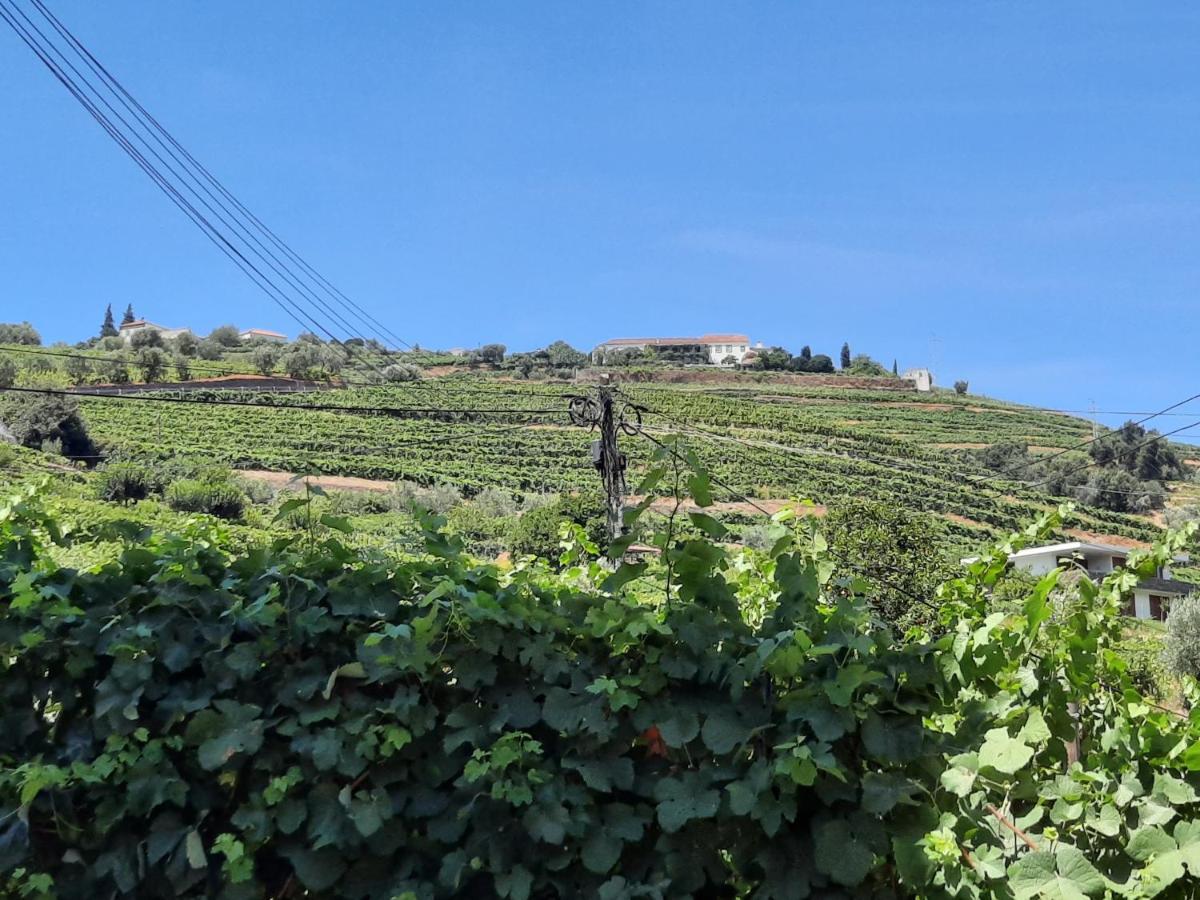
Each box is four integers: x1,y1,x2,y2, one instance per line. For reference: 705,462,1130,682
0,322,41,346
63,354,92,386
100,305,118,339
129,328,163,350
1164,593,1200,680
252,345,280,376
94,462,157,505
195,339,224,361
0,393,95,460
954,380,969,395
847,354,889,376
823,498,955,627
508,491,605,559
3,480,1199,897
208,325,242,348
840,341,851,369
172,332,198,357
165,478,246,520
0,356,17,388
135,347,167,382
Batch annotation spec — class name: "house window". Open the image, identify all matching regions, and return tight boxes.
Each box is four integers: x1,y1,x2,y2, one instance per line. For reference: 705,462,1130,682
1111,556,1125,569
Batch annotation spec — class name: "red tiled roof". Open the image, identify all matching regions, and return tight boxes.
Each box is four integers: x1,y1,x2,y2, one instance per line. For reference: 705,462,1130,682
241,328,287,338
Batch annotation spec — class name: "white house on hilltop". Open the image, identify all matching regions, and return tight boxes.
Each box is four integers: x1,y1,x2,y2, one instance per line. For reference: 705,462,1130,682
902,368,934,392
964,540,1193,621
119,320,191,344
592,333,758,366
240,328,288,344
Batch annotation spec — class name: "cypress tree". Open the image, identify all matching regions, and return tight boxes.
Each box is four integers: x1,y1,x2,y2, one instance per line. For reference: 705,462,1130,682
892,359,898,375
840,342,851,370
122,304,136,325
799,345,812,361
100,304,117,338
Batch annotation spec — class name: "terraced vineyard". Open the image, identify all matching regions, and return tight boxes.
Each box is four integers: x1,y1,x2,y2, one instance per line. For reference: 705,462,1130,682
65,375,1183,549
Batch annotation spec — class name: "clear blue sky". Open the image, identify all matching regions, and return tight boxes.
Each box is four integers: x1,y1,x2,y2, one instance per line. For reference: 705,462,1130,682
2,2,1199,431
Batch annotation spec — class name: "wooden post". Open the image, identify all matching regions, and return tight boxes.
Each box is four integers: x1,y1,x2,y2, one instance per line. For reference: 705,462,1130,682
597,380,624,544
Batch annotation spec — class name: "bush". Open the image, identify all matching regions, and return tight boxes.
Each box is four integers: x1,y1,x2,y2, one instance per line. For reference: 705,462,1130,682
0,393,95,459
196,339,225,361
3,496,1198,897
954,380,969,395
0,356,16,388
1163,592,1200,679
253,345,280,376
63,354,92,385
173,354,191,381
0,321,41,345
165,478,246,519
508,491,605,560
172,331,199,357
208,324,242,347
473,486,520,518
135,347,167,382
382,363,420,383
102,356,131,384
129,328,164,350
95,461,157,504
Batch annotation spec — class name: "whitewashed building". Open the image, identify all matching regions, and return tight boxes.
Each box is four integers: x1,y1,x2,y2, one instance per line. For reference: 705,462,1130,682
965,541,1193,620
593,333,754,366
902,368,934,392
119,320,190,344
240,328,288,344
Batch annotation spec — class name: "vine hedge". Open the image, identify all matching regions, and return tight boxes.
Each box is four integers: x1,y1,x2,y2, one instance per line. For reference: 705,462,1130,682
1,478,1200,897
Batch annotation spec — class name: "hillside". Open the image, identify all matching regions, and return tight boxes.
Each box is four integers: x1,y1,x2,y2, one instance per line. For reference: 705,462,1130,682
35,372,1184,551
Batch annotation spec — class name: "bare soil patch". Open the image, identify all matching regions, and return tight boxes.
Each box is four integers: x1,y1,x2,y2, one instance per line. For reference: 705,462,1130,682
238,469,394,494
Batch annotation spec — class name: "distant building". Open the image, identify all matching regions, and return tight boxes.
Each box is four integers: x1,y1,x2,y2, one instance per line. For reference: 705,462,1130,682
119,320,190,344
963,540,1193,621
902,367,934,392
240,328,288,344
593,333,753,366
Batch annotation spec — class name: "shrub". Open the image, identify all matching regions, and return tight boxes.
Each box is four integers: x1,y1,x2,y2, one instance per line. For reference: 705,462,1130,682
954,380,969,395
208,324,242,347
0,321,41,345
95,461,157,504
0,392,95,459
165,478,246,519
196,338,225,360
1163,592,1200,679
508,491,605,560
129,328,164,350
253,345,280,376
135,347,167,382
173,331,199,357
2,496,1198,897
382,363,420,383
807,353,835,373
102,356,131,384
173,354,191,381
0,356,16,388
473,486,520,518
63,354,92,385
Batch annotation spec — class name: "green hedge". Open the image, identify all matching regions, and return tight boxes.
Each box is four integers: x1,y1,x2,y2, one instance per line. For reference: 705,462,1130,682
2,486,1200,897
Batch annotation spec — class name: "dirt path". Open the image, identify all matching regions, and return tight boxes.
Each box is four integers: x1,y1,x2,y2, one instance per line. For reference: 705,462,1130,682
238,469,395,494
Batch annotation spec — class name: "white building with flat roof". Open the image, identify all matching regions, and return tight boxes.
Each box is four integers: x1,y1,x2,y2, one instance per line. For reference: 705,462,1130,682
964,540,1193,620
593,333,754,366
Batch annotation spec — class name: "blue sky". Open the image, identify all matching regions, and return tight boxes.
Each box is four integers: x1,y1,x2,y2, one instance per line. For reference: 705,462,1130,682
2,2,1199,431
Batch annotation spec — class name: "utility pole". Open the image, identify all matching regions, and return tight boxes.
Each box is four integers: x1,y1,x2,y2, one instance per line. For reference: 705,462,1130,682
1089,399,1099,440
597,381,624,543
568,374,638,545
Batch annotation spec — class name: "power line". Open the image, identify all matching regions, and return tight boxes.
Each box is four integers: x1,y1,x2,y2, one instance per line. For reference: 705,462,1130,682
0,0,402,382
27,0,422,359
